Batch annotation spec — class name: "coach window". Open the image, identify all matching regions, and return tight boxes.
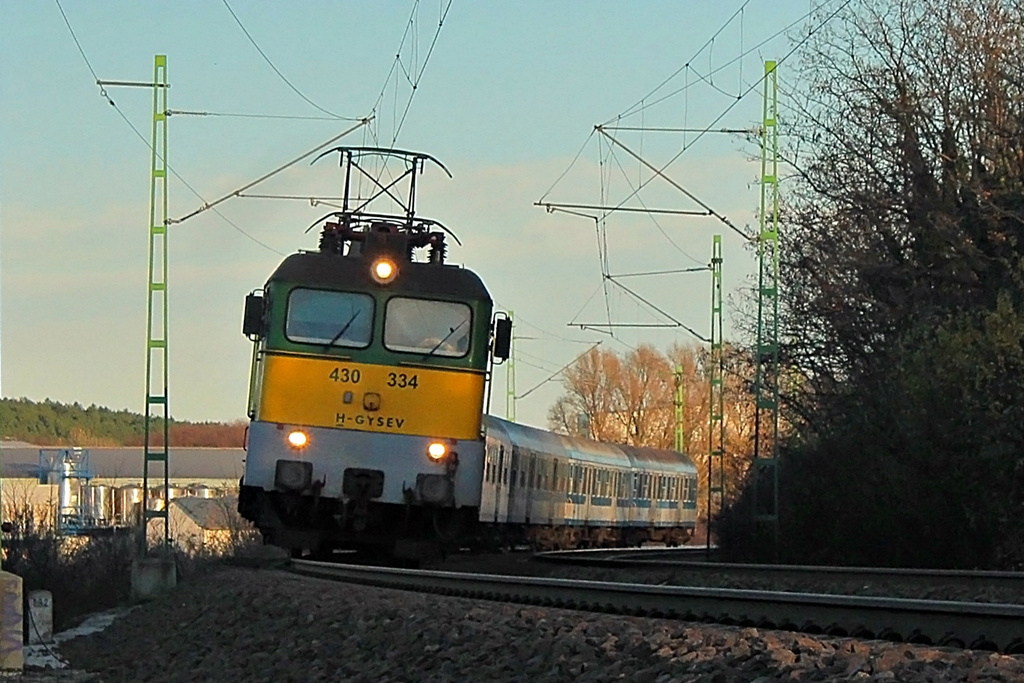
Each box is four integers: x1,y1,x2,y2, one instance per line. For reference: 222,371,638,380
286,289,374,348
384,297,471,357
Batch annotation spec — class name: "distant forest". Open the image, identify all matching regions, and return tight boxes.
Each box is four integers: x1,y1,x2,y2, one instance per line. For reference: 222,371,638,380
0,398,246,448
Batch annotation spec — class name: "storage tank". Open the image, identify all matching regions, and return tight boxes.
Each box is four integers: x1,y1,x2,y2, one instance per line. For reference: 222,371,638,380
148,486,188,511
58,463,81,521
38,448,93,533
147,487,165,512
186,484,215,499
81,485,112,526
117,485,145,525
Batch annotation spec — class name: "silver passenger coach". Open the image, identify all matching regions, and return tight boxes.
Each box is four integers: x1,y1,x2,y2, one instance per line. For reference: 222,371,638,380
479,416,698,548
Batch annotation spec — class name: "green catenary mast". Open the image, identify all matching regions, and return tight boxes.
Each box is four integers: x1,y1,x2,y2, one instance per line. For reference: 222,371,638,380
708,234,724,548
505,310,516,422
673,364,685,453
142,55,170,550
753,60,781,549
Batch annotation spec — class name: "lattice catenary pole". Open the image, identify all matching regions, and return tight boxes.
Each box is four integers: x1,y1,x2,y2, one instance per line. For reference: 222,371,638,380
674,365,685,453
753,60,781,547
142,55,170,551
505,310,516,422
708,234,724,550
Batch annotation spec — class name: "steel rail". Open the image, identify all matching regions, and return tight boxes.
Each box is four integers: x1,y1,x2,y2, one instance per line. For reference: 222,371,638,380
534,548,1024,591
291,559,1024,653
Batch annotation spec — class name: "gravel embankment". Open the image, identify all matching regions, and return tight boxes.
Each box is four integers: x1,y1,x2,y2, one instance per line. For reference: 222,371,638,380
48,565,1024,682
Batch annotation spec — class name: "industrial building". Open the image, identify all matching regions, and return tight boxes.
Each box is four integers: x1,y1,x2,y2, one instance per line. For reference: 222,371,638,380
0,442,244,537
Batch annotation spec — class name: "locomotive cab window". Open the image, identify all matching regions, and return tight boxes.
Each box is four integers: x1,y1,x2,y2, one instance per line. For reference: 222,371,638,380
384,297,472,357
285,288,374,348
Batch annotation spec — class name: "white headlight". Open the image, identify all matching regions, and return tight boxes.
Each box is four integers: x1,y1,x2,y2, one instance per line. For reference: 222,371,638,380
427,442,447,461
372,258,397,283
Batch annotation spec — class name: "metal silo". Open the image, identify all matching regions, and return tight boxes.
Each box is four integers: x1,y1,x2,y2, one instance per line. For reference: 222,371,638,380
82,485,112,526
186,484,215,498
117,485,145,525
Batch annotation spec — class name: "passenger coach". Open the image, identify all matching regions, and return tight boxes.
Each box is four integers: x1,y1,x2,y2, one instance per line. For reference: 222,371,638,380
480,416,699,548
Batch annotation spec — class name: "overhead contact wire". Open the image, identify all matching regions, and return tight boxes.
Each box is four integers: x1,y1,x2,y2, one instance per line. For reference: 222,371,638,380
611,0,752,123
222,0,346,120
606,147,705,266
56,0,315,254
600,0,853,235
390,0,453,146
516,343,602,401
611,1,828,122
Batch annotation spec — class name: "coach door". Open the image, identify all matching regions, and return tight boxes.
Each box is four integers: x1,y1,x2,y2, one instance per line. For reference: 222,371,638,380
495,444,509,523
508,446,523,523
550,459,562,524
568,464,584,524
480,441,498,523
524,453,536,525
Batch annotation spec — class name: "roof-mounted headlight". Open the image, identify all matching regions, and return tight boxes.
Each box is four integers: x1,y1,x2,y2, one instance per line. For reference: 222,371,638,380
371,258,397,284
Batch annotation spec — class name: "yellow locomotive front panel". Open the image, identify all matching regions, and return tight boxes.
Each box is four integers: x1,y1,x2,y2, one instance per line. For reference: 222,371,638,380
256,352,485,440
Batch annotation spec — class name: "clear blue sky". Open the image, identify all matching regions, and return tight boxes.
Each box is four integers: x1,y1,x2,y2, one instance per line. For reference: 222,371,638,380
1,1,820,429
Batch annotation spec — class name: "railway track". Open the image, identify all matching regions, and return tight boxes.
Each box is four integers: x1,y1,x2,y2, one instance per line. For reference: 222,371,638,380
535,547,1024,592
290,558,1024,654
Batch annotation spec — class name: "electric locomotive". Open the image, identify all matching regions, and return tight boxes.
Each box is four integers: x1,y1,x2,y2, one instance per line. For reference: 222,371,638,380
237,148,511,557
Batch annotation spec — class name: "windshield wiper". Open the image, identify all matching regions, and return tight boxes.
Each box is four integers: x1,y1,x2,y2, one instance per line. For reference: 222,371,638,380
422,319,468,359
325,310,361,348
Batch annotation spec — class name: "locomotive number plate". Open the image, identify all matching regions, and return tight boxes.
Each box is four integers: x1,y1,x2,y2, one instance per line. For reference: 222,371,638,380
257,354,484,440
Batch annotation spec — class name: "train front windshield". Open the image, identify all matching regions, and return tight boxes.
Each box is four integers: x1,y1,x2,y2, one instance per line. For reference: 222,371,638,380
285,288,374,348
383,297,472,357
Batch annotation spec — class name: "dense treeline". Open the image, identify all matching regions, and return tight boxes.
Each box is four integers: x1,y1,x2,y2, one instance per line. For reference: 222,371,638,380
718,0,1024,569
0,398,245,448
